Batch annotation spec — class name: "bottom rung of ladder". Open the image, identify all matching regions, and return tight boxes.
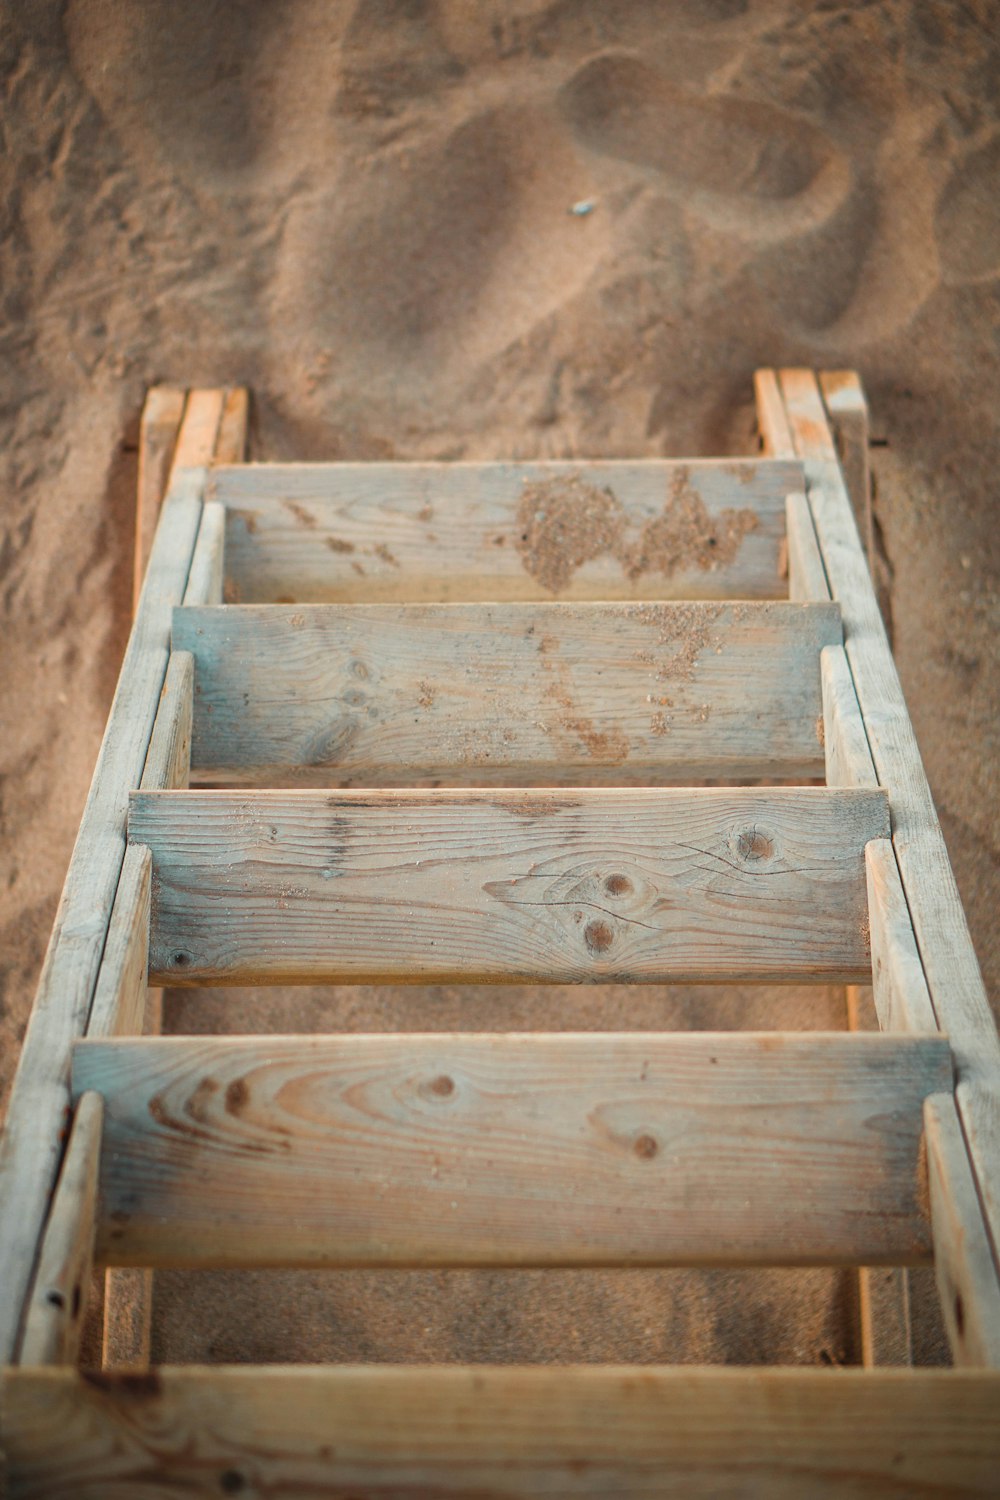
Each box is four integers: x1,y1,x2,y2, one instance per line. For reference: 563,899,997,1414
4,1366,1000,1498
73,1032,950,1270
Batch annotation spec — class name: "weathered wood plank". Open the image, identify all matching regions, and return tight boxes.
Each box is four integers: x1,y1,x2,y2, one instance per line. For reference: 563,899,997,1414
774,369,1000,1287
819,371,874,574
177,601,840,787
754,369,796,459
213,459,802,604
133,386,186,616
19,1094,103,1366
86,846,151,1041
166,389,224,482
785,494,829,602
821,645,877,791
73,1031,947,1271
5,1366,1000,1499
213,387,249,465
130,787,889,986
0,469,207,1362
925,1094,1000,1367
865,840,938,1034
181,502,227,611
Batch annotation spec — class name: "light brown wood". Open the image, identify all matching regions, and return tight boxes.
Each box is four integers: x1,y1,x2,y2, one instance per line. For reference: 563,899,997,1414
773,367,1000,1297
214,458,801,605
5,1365,1000,1498
133,386,185,616
925,1094,1000,1367
821,645,877,790
166,388,224,483
74,1031,948,1271
753,368,796,459
177,601,840,787
19,1094,104,1366
214,387,249,464
819,371,874,573
130,786,889,987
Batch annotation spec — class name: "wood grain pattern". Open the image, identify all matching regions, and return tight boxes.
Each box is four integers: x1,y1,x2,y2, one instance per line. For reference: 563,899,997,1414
925,1094,1000,1367
86,846,151,1041
785,493,829,602
177,601,840,786
19,1094,103,1366
133,386,185,615
775,369,1000,1288
821,645,877,791
213,459,802,604
754,369,796,459
181,501,226,610
73,1031,948,1270
0,467,207,1362
129,787,889,986
865,840,938,1034
819,371,874,573
5,1366,1000,1499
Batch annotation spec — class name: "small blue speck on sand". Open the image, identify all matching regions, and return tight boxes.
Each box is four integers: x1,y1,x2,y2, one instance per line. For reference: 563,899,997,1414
570,200,595,216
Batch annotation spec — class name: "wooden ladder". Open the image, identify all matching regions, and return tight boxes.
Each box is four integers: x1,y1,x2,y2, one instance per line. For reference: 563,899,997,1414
2,373,999,1496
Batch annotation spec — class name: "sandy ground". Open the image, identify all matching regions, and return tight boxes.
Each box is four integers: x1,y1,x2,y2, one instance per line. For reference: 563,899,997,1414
2,1,998,1367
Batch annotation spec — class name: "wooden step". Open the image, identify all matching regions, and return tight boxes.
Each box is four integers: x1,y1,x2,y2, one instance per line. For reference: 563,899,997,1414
211,458,802,604
128,786,889,986
7,1366,1000,1497
176,599,841,786
72,1032,948,1270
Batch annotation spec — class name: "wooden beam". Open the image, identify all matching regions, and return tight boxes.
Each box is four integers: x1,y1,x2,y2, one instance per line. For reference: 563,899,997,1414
819,371,874,574
785,493,829,602
103,397,245,1373
180,501,227,612
133,387,185,616
753,369,796,458
5,1366,1000,1497
19,1094,104,1366
0,468,207,1362
177,601,840,787
130,786,889,987
773,369,1000,1288
213,458,802,605
925,1094,1000,1367
75,1031,947,1271
214,387,249,465
821,645,877,791
86,846,151,1041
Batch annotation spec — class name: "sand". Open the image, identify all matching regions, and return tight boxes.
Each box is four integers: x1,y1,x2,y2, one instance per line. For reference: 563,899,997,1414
1,0,997,1367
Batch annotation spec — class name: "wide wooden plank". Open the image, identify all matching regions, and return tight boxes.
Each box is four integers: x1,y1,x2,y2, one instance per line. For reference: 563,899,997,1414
177,601,840,786
74,1031,947,1271
213,458,802,604
130,787,888,986
19,1094,103,1366
5,1366,1000,1499
773,369,1000,1285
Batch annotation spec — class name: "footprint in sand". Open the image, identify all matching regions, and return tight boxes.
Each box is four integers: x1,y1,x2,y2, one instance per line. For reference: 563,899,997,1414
271,101,610,376
558,51,846,214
